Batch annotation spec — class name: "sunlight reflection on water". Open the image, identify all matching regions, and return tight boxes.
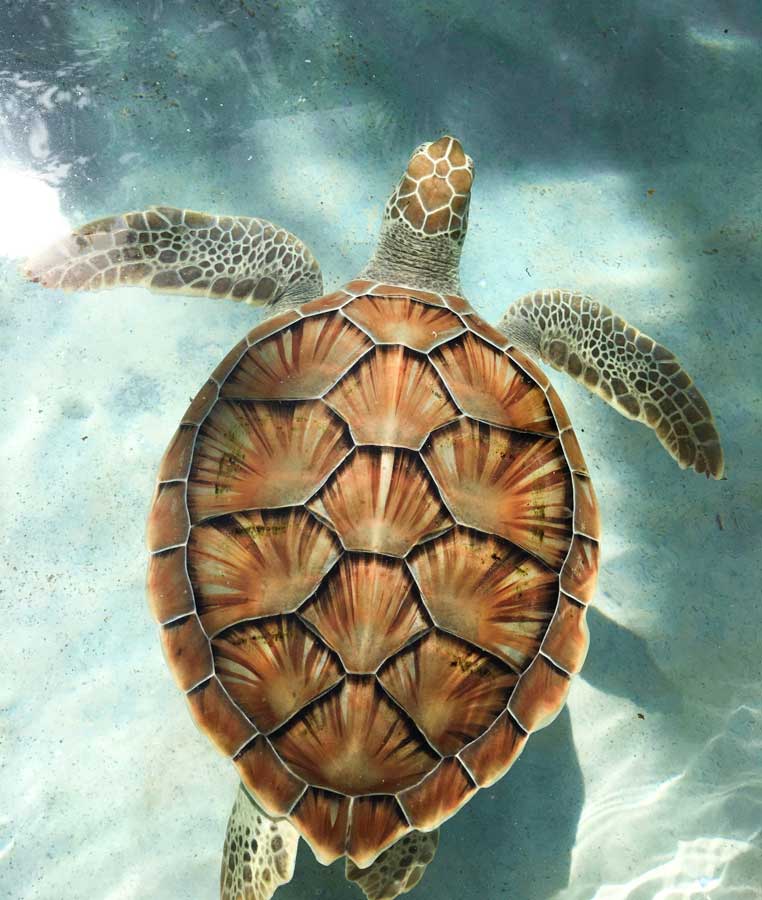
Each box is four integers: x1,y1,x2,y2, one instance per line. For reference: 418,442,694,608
0,166,69,258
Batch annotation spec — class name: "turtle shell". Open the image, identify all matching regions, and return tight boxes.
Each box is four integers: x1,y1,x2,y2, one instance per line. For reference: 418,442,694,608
146,279,600,869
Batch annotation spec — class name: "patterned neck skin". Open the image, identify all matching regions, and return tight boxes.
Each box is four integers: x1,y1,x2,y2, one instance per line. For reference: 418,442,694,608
361,135,474,296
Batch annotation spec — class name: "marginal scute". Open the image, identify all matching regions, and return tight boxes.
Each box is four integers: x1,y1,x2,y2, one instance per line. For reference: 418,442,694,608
370,284,446,306
377,631,517,756
342,295,464,351
300,555,429,673
406,527,558,672
157,424,197,481
464,313,510,349
146,481,190,552
540,593,589,675
291,788,351,865
159,614,213,691
187,507,341,635
559,534,600,604
545,384,572,430
422,418,573,569
298,289,350,316
271,677,440,795
246,309,301,345
187,400,352,522
346,797,411,869
431,333,557,435
398,758,476,831
210,338,248,384
573,473,601,539
560,427,588,475
324,345,459,449
212,616,344,732
307,447,453,556
342,278,375,297
146,546,194,623
444,293,471,314
234,736,306,816
508,655,570,732
222,314,371,400
186,676,257,757
182,378,219,425
459,710,527,788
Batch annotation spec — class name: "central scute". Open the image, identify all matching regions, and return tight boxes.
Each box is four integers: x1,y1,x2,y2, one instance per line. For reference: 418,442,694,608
147,282,592,869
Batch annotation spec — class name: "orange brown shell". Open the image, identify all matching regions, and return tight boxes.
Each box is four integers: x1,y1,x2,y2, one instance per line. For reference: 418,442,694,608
146,280,600,869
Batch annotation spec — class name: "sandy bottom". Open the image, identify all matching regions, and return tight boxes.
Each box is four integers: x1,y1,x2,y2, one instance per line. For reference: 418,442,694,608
1,2,760,898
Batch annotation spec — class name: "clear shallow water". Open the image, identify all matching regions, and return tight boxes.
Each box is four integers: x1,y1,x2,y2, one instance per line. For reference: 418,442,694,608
1,2,760,898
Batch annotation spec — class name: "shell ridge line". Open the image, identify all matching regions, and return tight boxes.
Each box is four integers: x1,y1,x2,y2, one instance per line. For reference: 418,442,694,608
372,673,445,764
417,446,565,573
262,735,322,800
316,342,377,399
538,648,575,679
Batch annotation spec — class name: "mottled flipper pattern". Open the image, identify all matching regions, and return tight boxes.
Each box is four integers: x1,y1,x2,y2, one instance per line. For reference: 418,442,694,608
345,830,439,900
500,290,724,478
220,785,299,900
23,206,323,307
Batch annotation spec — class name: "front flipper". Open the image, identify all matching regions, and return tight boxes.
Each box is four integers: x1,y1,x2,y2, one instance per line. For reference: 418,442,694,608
23,206,323,307
346,830,439,900
220,784,299,900
500,290,724,478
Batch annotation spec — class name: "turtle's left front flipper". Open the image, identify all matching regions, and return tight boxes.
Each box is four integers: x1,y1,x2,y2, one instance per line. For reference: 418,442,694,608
22,206,323,307
220,784,299,900
499,290,724,478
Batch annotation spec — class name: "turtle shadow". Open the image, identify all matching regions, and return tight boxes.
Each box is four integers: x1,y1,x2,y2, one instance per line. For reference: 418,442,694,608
582,606,683,716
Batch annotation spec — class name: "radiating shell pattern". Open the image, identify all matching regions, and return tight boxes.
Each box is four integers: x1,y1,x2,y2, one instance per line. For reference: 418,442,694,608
146,281,601,870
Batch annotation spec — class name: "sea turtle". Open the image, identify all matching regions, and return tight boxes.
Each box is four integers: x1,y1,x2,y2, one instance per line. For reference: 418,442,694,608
24,136,723,900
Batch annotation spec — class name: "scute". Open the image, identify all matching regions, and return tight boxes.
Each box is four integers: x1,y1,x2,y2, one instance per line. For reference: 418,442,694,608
306,447,453,556
145,285,600,868
270,677,440,795
213,616,344,732
422,418,574,568
300,554,430,673
187,507,340,635
430,332,556,434
324,345,459,449
221,313,371,399
377,630,518,755
187,399,352,521
406,526,558,672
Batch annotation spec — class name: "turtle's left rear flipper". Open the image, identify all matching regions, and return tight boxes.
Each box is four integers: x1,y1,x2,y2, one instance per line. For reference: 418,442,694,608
22,206,323,307
499,290,724,479
221,784,299,900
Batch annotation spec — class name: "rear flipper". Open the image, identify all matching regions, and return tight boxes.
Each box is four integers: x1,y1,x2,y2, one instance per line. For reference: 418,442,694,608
346,830,439,900
500,290,724,478
220,784,299,900
22,206,323,307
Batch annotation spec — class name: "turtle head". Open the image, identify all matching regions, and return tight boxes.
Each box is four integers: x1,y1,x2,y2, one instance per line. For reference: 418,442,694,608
361,136,475,295
387,136,474,244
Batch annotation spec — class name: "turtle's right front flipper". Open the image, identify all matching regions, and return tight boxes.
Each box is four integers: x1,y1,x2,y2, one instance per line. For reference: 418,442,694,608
23,206,323,307
499,290,724,478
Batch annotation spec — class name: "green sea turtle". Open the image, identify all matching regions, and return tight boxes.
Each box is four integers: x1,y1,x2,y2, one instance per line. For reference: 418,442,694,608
24,136,723,900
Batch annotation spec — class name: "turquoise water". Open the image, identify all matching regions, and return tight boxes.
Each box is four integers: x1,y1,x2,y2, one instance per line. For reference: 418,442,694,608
1,2,760,898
